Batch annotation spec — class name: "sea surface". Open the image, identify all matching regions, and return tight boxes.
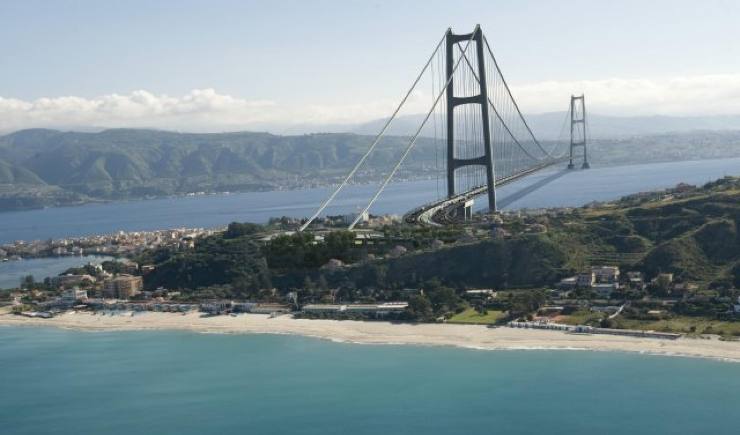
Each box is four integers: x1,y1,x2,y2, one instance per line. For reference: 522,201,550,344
1,326,739,435
1,157,739,244
0,255,112,290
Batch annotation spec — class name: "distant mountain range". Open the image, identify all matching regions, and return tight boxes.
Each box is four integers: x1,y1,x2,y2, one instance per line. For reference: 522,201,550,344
1,125,739,211
347,113,740,139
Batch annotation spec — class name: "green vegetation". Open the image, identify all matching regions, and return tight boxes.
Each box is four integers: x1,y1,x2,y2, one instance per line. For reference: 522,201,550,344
133,177,740,327
448,308,506,325
557,310,607,327
0,128,438,210
612,317,740,337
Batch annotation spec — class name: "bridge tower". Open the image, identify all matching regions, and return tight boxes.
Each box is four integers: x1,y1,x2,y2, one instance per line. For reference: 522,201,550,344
568,95,590,169
446,26,497,212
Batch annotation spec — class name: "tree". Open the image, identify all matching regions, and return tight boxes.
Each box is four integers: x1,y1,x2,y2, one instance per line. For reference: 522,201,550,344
405,295,433,321
224,222,261,239
508,290,546,320
20,275,35,290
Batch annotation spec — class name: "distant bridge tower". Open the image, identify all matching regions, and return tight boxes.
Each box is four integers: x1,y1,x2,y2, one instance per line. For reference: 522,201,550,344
446,26,496,212
568,95,590,169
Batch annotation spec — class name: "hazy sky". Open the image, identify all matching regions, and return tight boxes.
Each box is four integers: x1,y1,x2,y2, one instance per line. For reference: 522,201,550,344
1,0,740,132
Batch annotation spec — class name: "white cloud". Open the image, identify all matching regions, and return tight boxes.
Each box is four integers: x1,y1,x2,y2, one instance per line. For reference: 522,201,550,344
510,74,740,116
2,74,740,133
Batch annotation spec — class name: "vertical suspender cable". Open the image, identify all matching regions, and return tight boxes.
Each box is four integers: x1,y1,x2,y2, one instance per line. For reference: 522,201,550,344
349,31,477,230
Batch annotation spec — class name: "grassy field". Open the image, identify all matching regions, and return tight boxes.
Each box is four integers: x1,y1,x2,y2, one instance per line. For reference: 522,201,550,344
448,308,506,325
614,317,740,336
555,310,606,326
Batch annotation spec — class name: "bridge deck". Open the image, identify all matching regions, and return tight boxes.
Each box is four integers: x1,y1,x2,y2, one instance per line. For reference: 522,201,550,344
404,158,568,226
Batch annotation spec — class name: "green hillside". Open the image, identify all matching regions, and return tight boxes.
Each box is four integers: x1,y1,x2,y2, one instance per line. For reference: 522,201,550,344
0,128,437,209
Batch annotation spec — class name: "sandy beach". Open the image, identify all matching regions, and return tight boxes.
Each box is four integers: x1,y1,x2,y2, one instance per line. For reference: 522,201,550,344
2,310,740,361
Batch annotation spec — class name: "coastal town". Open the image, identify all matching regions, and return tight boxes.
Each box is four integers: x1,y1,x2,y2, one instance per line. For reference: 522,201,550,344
0,227,218,260
2,179,740,344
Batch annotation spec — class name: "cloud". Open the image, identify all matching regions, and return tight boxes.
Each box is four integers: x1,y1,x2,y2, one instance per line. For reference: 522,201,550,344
0,89,280,132
510,74,740,116
2,74,740,133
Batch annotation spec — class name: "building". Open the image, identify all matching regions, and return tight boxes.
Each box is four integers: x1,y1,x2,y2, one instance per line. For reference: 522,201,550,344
463,289,497,302
249,303,291,314
302,302,408,318
626,271,644,289
557,277,577,290
576,272,595,289
199,300,232,314
593,283,618,298
734,296,740,314
61,288,87,304
103,275,143,299
343,210,369,226
654,273,674,284
592,266,620,284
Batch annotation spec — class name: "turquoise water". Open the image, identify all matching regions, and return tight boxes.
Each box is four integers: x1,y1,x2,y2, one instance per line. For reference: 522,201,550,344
1,326,739,435
0,255,113,289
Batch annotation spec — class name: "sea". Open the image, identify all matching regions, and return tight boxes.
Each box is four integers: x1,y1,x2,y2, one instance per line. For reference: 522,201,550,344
0,327,739,435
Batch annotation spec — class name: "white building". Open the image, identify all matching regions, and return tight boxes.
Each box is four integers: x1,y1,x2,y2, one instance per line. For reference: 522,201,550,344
592,266,620,284
61,288,87,304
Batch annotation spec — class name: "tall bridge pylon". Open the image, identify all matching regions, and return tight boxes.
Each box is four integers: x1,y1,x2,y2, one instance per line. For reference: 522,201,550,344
568,95,590,169
445,27,496,211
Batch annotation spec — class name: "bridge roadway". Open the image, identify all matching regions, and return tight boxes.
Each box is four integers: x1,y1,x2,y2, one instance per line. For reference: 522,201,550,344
404,157,569,226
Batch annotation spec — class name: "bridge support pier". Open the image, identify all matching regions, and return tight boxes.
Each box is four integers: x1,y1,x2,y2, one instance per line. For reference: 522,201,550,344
453,199,474,222
446,26,497,212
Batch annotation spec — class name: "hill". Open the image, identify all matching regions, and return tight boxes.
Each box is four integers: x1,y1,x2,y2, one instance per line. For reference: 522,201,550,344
140,177,740,295
0,129,438,210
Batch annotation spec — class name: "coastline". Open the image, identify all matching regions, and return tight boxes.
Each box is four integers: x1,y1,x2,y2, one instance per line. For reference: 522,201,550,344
2,311,739,362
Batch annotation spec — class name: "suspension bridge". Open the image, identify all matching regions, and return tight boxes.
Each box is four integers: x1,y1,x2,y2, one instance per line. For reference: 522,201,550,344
300,25,589,231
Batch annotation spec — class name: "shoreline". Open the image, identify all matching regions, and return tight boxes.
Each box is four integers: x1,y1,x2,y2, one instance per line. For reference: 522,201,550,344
2,311,739,362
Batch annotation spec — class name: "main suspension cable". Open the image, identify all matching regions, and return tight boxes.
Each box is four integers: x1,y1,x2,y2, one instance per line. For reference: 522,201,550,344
299,30,449,232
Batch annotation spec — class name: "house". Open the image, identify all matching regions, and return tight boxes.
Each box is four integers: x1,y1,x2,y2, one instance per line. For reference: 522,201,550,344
592,266,620,284
61,288,87,304
654,273,674,284
576,272,595,289
734,296,740,314
463,289,497,302
593,283,618,298
626,271,644,289
199,300,232,314
557,277,578,290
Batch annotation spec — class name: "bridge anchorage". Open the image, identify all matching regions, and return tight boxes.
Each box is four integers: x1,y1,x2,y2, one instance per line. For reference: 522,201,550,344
300,25,588,231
